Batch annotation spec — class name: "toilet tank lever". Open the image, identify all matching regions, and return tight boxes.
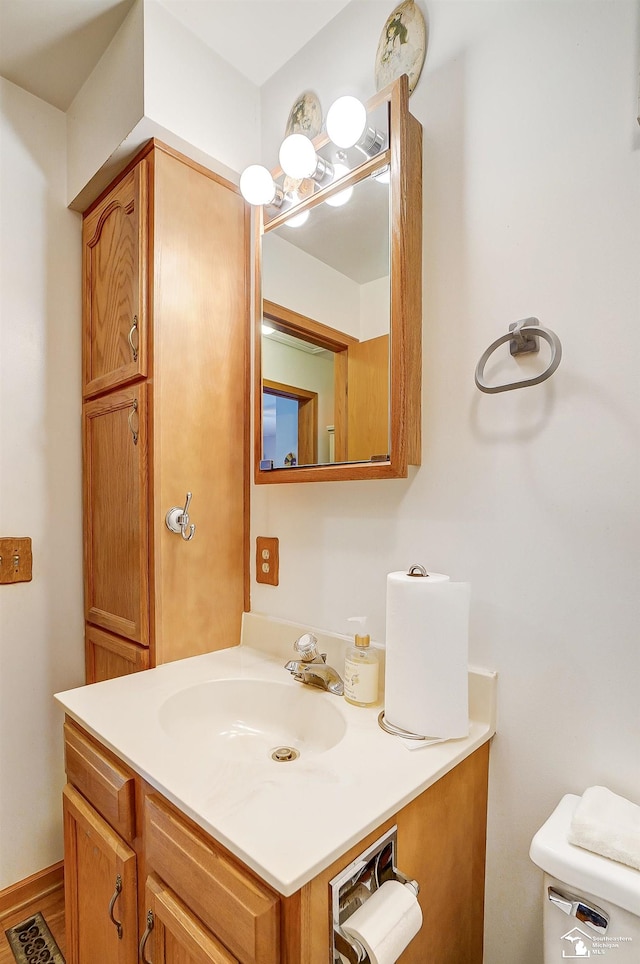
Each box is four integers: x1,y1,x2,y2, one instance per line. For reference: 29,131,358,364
547,886,609,934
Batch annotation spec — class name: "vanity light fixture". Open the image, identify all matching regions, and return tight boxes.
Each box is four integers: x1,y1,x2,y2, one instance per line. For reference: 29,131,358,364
239,165,283,207
326,95,385,158
278,133,333,183
239,94,385,209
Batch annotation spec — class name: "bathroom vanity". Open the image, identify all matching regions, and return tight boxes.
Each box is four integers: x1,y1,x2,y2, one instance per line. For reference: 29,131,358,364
57,615,496,963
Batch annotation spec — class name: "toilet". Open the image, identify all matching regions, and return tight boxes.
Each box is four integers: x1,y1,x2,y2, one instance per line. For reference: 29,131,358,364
530,794,640,961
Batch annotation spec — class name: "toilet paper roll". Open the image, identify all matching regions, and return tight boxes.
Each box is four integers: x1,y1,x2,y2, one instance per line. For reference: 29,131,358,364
385,570,470,739
342,880,422,964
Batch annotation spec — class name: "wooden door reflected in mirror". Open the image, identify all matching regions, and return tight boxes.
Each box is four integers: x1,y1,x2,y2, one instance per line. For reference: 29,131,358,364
261,300,389,468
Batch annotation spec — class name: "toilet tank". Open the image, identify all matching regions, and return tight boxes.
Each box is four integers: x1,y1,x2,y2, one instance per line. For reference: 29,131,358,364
530,794,640,962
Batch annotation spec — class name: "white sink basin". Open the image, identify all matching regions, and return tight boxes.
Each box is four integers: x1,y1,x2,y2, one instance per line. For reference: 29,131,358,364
158,678,346,756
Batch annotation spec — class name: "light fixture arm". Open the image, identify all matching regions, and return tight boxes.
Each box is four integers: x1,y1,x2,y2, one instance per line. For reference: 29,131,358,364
311,156,334,183
356,126,385,158
270,186,285,208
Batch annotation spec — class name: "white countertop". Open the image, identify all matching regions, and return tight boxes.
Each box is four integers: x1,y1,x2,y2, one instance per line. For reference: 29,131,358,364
55,613,497,897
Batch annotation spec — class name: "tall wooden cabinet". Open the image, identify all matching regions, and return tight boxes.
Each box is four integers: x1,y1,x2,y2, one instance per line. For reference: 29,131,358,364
82,141,248,681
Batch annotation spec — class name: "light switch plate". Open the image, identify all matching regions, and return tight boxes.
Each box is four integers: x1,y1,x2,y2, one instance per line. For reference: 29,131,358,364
0,537,33,584
256,537,279,586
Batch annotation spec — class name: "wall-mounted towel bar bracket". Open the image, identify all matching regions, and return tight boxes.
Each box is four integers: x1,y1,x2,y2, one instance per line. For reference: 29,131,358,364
475,317,562,393
508,317,540,355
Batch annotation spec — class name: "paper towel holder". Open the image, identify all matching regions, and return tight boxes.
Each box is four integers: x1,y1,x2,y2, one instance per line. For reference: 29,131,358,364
377,710,441,741
381,565,435,741
329,825,419,964
406,563,428,577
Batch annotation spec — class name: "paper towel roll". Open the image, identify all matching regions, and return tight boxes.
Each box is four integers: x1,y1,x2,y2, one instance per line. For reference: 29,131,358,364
384,570,470,739
342,880,422,964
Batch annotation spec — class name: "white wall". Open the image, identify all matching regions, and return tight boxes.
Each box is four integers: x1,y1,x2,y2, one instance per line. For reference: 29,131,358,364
263,232,361,335
0,78,84,888
66,0,145,208
67,0,261,211
360,275,390,340
252,2,640,960
143,0,259,178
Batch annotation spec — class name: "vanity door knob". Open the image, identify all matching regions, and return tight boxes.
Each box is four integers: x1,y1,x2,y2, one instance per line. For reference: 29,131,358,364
128,315,139,362
108,873,123,939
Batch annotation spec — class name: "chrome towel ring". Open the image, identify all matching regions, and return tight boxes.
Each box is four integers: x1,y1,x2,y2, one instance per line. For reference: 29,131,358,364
475,317,562,394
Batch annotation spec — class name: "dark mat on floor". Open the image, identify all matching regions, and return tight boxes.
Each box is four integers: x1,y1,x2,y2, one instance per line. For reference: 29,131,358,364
4,911,65,963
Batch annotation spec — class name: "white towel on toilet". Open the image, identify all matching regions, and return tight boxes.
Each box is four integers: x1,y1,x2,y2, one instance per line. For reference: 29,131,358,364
568,785,640,872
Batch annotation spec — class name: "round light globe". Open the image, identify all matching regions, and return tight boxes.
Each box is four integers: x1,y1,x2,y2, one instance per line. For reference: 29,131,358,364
326,96,367,149
278,134,317,179
239,165,276,205
325,164,353,208
285,209,310,228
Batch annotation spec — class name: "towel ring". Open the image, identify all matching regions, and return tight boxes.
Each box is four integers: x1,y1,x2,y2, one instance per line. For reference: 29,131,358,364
475,318,562,394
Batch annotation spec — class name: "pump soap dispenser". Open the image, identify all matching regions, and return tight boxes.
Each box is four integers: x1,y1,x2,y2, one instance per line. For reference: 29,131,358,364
344,617,379,707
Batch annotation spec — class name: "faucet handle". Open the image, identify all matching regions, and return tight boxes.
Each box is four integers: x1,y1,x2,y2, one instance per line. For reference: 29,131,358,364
294,632,321,662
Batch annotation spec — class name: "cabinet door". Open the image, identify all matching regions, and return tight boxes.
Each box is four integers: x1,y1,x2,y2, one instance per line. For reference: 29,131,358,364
151,150,248,663
346,334,390,461
85,624,150,684
83,384,149,645
83,161,148,398
141,874,238,964
63,784,138,964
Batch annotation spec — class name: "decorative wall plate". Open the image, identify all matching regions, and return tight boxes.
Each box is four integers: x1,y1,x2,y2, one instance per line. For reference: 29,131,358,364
283,91,323,197
375,0,427,95
285,90,323,138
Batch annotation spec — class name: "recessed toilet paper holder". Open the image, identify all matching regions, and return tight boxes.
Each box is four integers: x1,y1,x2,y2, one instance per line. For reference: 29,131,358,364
329,826,419,964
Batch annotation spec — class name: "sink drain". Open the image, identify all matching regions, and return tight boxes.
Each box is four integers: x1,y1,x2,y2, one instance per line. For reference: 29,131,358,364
271,746,299,763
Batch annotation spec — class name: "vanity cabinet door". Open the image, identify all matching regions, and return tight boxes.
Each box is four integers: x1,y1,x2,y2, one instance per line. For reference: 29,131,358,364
83,384,149,647
83,161,148,398
63,785,138,964
144,795,280,964
141,874,238,964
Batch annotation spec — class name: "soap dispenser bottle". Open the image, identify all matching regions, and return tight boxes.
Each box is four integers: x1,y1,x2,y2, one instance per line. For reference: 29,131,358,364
344,617,379,707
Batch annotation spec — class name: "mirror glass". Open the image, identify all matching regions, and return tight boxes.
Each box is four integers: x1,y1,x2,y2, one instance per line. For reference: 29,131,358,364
260,164,391,468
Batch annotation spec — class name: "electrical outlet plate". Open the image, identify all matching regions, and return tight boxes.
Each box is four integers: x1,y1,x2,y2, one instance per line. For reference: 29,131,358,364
256,537,279,586
0,537,33,584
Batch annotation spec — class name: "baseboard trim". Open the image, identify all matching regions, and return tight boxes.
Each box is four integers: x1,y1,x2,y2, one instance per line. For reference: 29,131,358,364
0,862,64,922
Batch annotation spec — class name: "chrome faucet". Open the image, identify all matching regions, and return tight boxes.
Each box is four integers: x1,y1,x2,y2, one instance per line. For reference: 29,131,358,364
284,633,344,696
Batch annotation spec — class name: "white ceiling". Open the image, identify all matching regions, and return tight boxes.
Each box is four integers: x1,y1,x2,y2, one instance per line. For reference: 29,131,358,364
0,0,352,111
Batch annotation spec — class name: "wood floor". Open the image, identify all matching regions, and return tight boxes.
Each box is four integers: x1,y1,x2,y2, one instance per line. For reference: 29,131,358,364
0,863,65,964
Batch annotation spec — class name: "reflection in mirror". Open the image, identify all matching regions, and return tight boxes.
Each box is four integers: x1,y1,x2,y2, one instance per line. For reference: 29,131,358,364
261,167,390,467
254,74,422,484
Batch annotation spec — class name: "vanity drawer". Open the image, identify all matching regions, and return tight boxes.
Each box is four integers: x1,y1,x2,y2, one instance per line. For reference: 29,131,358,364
144,795,279,964
64,721,136,842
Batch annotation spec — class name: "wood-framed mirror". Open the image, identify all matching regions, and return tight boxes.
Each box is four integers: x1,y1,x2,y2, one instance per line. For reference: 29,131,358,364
254,75,422,483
